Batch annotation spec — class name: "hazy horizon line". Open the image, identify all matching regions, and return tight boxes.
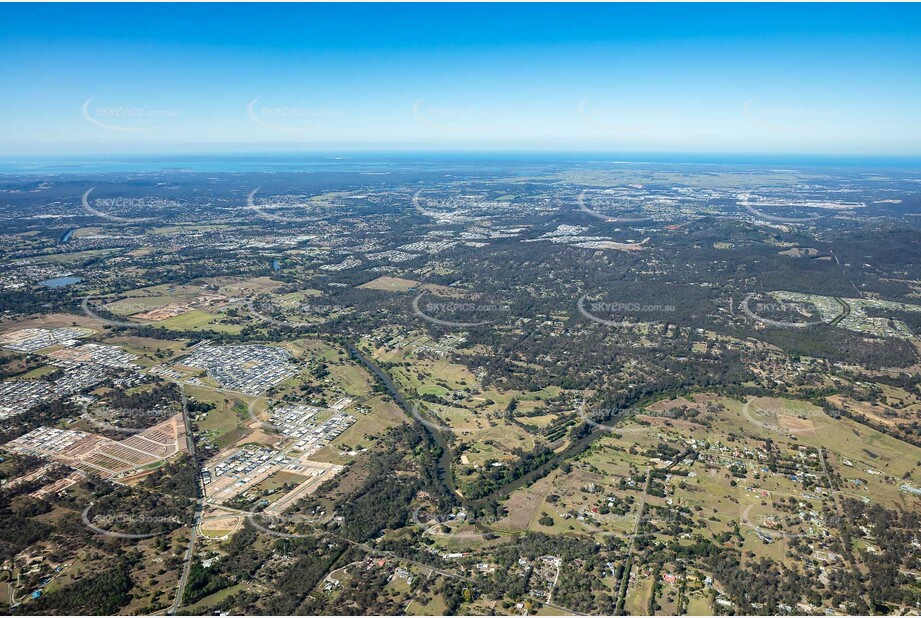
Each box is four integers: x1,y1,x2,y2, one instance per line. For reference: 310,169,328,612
3,149,921,161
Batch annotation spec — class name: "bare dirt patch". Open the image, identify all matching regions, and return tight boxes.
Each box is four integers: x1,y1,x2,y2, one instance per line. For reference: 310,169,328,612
778,415,816,435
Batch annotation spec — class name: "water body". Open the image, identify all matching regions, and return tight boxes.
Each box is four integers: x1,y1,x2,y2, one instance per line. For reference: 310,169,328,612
2,152,920,174
347,343,458,498
60,228,77,243
40,276,83,288
347,341,637,509
272,260,281,271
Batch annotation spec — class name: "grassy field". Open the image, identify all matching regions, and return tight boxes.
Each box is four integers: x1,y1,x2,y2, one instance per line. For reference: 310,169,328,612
186,386,253,449
245,471,311,505
40,249,115,264
186,582,251,613
327,362,373,398
17,364,59,379
405,578,448,615
0,312,100,332
159,309,241,333
309,396,405,464
485,390,921,567
417,383,449,397
685,593,713,616
358,275,421,291
103,295,184,316
624,572,653,616
105,335,190,363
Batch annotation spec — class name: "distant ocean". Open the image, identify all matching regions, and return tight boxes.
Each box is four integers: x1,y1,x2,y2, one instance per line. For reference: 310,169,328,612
0,152,919,174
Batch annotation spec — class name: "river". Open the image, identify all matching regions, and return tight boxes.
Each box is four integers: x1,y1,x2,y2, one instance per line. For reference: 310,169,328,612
347,342,633,510
347,343,459,498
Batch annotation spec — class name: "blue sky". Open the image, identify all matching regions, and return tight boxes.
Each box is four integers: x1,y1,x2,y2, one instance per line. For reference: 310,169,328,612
1,3,919,156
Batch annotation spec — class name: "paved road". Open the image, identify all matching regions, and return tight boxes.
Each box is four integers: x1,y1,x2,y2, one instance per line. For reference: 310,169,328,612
169,504,203,615
167,347,582,615
169,383,204,616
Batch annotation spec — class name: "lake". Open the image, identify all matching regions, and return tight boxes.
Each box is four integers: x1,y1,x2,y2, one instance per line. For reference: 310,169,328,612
40,276,83,288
